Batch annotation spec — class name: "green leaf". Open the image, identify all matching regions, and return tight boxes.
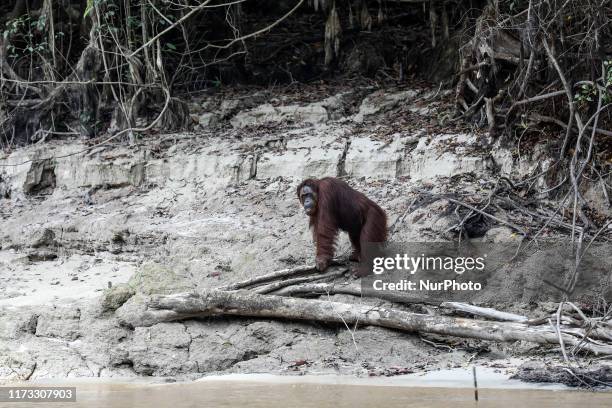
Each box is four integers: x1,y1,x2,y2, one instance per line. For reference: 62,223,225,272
84,0,94,18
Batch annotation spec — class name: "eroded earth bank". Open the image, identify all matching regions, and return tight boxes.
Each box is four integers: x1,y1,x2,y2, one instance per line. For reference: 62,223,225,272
1,85,611,383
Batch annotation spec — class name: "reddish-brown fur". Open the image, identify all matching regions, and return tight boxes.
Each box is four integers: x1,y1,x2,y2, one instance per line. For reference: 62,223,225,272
297,177,387,271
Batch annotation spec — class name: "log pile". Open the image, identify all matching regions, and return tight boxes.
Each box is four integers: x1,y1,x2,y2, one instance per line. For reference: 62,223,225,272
116,264,612,357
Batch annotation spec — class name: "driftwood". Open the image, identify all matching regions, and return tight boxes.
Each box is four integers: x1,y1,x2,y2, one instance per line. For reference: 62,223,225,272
254,269,347,294
440,301,528,323
220,262,349,291
116,289,612,355
272,282,363,297
219,264,316,291
271,281,440,305
276,286,612,341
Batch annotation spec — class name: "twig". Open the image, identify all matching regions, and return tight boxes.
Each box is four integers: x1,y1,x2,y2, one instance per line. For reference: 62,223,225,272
527,113,612,137
446,197,528,237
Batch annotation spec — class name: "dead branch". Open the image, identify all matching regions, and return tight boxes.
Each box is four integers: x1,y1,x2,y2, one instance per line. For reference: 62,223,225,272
271,281,439,305
220,264,316,291
542,38,583,158
445,197,528,236
116,290,612,355
440,301,528,323
272,282,362,297
527,113,612,138
254,268,347,294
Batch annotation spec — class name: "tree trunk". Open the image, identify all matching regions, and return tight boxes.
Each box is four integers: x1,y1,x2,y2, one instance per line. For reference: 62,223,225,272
116,290,612,355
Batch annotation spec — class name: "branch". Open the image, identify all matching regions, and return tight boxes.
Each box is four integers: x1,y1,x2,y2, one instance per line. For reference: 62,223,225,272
541,39,583,157
254,268,346,294
220,264,316,291
129,0,214,58
440,301,528,323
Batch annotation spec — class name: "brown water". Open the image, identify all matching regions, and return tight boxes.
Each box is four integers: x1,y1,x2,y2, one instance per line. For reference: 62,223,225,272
2,381,611,408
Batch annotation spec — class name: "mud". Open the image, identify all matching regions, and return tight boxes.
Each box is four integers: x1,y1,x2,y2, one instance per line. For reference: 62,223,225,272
1,84,611,382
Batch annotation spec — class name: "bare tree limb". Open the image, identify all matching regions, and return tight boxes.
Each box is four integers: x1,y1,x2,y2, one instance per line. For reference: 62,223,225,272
220,264,316,291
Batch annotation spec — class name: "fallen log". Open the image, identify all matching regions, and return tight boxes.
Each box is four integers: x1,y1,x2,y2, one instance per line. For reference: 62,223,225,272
115,290,612,355
273,287,612,341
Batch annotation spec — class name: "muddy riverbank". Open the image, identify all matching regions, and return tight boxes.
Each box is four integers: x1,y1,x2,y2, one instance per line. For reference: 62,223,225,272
1,84,611,382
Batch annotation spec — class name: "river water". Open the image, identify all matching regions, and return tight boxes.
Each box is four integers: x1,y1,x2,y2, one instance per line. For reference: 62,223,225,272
2,371,611,408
